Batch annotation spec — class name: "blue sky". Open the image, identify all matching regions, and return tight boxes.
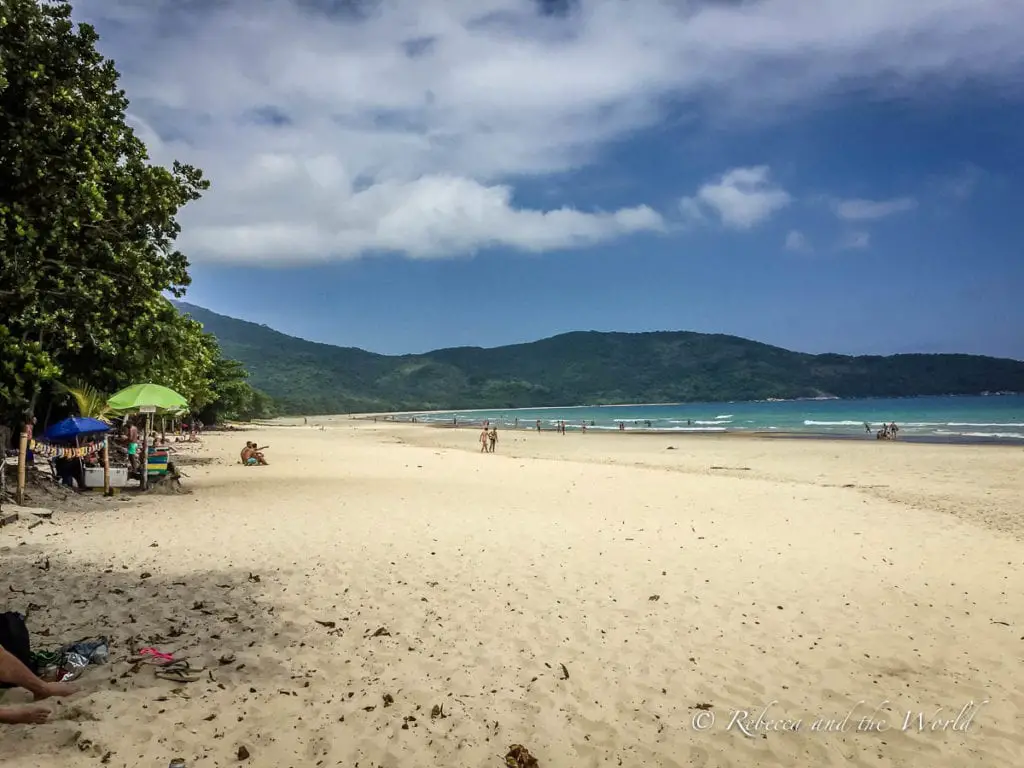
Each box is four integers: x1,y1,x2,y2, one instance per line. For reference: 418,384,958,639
76,0,1024,358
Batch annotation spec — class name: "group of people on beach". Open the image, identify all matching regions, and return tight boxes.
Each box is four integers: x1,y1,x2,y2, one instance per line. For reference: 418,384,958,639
866,421,900,440
479,423,498,452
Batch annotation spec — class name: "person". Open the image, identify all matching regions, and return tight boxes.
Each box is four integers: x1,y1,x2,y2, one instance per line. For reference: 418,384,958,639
127,420,140,472
889,422,899,438
581,420,587,433
864,422,871,433
488,427,498,453
24,415,36,466
535,419,541,432
241,442,268,466
479,428,489,453
0,634,79,725
53,454,85,489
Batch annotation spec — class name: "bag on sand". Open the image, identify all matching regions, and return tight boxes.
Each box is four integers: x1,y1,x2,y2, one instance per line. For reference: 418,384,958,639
0,611,34,687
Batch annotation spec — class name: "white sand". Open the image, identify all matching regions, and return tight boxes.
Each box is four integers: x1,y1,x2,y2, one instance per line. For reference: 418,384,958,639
2,422,1022,767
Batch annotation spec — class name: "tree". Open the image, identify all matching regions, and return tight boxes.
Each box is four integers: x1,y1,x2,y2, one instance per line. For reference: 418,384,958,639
0,0,208,423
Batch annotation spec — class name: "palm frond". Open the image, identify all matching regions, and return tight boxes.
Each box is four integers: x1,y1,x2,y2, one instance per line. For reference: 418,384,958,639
55,380,113,422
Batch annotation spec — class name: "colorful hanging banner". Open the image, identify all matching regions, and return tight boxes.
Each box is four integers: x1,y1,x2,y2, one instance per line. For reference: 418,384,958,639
29,438,106,459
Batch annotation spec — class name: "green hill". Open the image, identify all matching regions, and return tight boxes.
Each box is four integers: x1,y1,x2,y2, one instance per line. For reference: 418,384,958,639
173,302,1024,415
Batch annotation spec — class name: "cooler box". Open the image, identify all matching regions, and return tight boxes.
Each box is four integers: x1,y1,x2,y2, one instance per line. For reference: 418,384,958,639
83,467,129,488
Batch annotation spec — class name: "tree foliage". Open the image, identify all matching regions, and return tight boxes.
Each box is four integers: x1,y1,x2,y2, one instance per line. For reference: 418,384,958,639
0,1,270,426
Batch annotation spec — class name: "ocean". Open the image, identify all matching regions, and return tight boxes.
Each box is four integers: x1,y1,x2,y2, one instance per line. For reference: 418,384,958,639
404,394,1024,444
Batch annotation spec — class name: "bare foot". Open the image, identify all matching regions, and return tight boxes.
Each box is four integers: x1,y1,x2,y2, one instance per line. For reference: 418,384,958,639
0,705,51,724
33,681,79,701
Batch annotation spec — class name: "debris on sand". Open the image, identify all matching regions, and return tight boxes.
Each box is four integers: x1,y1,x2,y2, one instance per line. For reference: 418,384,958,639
505,744,539,768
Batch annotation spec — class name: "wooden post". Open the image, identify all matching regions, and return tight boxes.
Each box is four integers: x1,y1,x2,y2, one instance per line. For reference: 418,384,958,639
103,435,110,495
140,413,150,491
16,429,27,506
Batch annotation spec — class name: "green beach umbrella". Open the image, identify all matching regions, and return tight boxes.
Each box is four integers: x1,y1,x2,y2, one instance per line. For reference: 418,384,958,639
107,383,188,413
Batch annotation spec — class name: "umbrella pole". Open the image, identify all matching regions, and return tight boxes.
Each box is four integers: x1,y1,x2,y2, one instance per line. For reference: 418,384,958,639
16,428,27,506
141,413,150,491
103,435,110,496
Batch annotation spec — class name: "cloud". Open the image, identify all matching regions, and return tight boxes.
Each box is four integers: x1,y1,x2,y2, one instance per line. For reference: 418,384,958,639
682,166,791,229
181,174,664,261
784,230,811,253
832,197,918,221
839,231,871,250
69,0,1024,263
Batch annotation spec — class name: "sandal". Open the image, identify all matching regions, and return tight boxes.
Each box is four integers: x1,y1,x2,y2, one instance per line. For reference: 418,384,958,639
154,661,205,683
128,648,178,666
155,667,202,683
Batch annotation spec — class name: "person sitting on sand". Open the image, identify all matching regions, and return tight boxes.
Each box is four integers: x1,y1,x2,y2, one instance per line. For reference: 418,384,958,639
488,427,498,453
241,442,269,466
0,641,79,724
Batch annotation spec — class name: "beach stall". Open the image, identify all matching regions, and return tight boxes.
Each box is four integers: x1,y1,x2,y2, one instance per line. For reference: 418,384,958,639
107,384,188,490
37,416,119,493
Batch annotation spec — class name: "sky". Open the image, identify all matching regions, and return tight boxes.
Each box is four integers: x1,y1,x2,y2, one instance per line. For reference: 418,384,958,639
73,0,1024,359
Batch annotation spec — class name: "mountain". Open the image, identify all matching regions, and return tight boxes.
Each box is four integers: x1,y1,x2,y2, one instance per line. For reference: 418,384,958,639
174,302,1024,415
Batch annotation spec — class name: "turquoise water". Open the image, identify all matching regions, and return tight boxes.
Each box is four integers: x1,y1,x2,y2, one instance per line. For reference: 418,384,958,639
405,395,1024,443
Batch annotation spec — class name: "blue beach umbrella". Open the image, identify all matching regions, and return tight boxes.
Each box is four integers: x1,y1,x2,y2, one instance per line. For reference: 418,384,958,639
43,416,111,443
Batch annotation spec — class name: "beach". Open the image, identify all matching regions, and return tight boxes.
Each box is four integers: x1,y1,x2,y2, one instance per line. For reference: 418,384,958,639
2,422,1023,767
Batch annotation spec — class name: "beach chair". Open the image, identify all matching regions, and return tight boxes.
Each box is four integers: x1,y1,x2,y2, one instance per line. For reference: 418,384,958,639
146,446,170,478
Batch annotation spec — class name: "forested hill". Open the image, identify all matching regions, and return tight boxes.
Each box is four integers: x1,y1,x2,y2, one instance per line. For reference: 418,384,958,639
174,302,1024,415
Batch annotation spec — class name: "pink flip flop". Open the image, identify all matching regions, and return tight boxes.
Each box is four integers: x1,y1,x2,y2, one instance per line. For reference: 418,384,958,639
128,648,177,665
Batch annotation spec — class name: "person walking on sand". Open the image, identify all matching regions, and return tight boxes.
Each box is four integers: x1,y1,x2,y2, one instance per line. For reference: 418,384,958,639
488,427,498,453
480,428,489,453
581,420,587,433
535,419,541,432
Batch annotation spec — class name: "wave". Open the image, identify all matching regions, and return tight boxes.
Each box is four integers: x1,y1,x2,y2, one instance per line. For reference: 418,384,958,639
694,420,732,425
934,430,1024,440
945,422,1024,427
803,420,863,426
715,414,733,419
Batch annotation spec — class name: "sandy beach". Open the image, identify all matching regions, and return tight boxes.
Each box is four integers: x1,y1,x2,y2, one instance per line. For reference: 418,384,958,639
2,422,1023,767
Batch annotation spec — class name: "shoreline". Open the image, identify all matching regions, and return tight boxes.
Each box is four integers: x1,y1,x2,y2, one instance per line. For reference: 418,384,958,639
341,418,1023,447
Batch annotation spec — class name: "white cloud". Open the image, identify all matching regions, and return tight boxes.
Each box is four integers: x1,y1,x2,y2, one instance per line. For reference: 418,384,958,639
784,230,811,253
682,166,791,229
832,197,918,221
182,174,664,261
69,0,1024,263
840,231,871,250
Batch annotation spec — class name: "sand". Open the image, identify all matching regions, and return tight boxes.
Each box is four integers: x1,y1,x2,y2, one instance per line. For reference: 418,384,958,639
2,422,1023,767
